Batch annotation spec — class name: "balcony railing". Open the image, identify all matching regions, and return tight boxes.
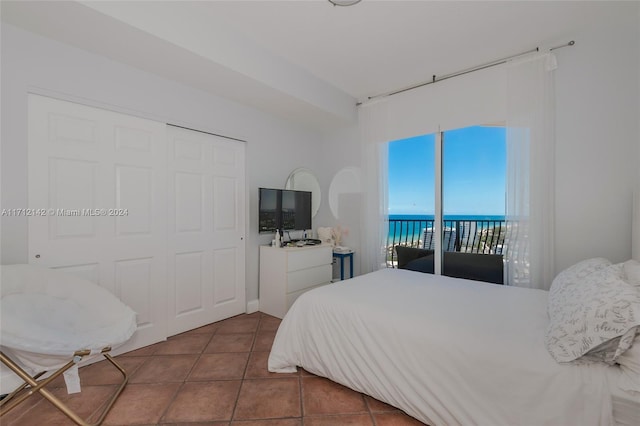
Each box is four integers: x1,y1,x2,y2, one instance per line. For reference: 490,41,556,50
387,218,506,267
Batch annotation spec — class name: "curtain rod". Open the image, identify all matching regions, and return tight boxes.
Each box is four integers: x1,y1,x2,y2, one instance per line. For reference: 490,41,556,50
358,40,575,106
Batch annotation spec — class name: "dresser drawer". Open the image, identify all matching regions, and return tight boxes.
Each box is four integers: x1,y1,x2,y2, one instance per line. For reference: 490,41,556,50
287,247,331,272
287,264,331,293
260,244,333,319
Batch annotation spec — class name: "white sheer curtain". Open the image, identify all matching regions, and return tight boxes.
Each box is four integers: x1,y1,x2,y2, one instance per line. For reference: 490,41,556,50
505,53,557,290
357,65,510,276
359,101,390,274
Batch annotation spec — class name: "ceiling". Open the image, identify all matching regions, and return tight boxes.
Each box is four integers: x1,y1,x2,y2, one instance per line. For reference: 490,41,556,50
1,1,629,129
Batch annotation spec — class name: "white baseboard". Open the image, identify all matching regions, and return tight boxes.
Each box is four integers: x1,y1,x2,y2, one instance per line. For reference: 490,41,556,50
246,299,259,314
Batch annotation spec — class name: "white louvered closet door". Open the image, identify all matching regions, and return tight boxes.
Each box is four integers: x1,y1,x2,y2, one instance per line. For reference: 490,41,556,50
27,94,168,351
166,126,246,336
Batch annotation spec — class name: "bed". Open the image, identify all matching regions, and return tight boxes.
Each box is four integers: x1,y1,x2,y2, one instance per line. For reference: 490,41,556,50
268,265,640,426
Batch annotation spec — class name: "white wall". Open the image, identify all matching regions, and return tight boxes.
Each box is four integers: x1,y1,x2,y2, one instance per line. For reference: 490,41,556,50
319,4,640,276
3,3,638,299
314,125,362,276
0,23,328,303
554,7,639,270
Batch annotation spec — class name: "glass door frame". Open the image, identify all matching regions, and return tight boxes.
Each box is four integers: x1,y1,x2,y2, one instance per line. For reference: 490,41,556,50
434,130,443,275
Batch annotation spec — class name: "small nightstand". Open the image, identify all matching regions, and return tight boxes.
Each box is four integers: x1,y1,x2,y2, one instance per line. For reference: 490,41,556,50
333,250,354,281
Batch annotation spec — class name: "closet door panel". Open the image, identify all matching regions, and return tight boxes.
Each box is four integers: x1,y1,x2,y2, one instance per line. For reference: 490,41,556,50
28,94,168,351
167,126,246,335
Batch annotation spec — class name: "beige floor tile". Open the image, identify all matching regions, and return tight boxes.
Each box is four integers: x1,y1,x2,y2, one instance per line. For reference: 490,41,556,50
364,395,400,413
130,355,198,383
189,353,249,381
244,351,295,380
373,412,427,425
104,383,180,425
153,334,212,355
119,342,163,357
233,378,301,420
162,381,241,423
79,356,147,387
3,385,117,426
303,414,374,425
217,318,260,334
257,315,281,332
0,389,46,424
182,322,222,335
252,330,277,352
2,314,429,426
205,333,255,353
231,419,301,426
301,377,367,416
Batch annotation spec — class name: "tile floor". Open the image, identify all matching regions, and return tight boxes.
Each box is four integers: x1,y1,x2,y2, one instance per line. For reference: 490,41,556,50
2,312,427,425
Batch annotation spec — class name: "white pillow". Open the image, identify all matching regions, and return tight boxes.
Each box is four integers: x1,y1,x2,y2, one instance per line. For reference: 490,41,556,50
618,335,640,393
546,263,640,364
623,259,640,287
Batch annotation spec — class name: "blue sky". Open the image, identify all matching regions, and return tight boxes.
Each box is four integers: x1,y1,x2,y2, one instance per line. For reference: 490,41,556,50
388,125,506,216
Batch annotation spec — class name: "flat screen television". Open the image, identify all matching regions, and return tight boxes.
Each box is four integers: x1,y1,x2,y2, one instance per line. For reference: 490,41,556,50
259,188,312,233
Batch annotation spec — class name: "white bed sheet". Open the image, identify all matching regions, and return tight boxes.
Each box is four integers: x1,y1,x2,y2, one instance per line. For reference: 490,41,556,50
268,268,614,426
607,367,640,426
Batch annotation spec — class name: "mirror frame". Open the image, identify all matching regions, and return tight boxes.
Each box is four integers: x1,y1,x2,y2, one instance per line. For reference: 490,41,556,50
285,168,321,218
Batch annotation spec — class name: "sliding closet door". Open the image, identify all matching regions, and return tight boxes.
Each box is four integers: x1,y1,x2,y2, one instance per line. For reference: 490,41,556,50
166,126,246,336
27,94,168,350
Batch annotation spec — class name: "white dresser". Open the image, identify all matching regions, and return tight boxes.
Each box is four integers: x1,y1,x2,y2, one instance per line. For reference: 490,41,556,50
259,244,332,319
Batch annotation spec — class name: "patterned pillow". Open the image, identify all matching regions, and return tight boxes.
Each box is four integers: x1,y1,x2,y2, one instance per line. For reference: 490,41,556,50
547,258,611,316
546,262,640,364
549,257,611,291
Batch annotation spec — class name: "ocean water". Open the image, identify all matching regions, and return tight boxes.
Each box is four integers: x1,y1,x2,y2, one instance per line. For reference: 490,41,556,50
388,214,506,244
389,214,505,222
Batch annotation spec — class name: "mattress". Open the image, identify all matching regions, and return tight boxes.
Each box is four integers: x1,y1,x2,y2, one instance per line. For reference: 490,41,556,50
269,268,614,426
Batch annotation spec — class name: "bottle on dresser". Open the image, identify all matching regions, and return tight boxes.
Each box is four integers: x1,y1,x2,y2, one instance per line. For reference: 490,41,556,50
274,229,281,247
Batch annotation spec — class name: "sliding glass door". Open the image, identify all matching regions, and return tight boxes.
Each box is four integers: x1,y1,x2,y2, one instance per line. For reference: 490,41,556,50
388,124,506,283
387,134,435,271
442,125,506,283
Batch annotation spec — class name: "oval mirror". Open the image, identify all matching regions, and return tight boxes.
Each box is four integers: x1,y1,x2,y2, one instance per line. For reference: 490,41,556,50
285,168,321,217
329,167,361,220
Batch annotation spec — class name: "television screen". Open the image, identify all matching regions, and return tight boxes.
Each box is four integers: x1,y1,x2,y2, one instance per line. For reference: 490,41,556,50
259,188,312,233
281,189,312,231
259,188,279,233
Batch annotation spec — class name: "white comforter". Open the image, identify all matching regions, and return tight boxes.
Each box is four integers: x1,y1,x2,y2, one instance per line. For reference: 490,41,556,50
268,268,614,426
